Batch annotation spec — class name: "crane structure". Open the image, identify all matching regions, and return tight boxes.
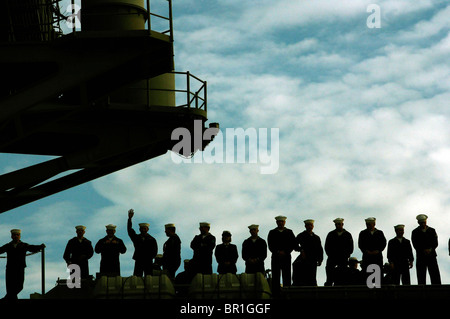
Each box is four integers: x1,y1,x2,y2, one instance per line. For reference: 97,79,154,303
0,0,218,213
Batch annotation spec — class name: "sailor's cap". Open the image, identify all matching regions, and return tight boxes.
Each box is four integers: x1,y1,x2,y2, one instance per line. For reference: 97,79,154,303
416,214,428,221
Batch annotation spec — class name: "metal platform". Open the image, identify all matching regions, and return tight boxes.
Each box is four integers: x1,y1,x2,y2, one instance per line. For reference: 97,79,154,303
0,0,218,214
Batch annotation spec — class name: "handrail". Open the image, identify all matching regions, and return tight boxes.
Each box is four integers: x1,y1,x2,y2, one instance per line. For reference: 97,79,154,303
2,0,173,42
1,0,63,42
147,71,207,112
0,250,40,257
115,71,207,112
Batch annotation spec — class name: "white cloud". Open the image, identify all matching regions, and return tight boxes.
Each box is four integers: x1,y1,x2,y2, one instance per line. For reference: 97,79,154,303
397,5,450,40
239,0,367,31
379,0,437,20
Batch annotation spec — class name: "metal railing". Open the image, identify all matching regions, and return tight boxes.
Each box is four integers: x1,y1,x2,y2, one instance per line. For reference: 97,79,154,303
147,71,207,112
2,1,173,42
175,71,207,112
65,0,173,41
1,0,62,42
146,0,173,41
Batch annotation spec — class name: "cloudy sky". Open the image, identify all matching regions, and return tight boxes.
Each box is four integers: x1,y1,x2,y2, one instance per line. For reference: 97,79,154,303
0,0,449,298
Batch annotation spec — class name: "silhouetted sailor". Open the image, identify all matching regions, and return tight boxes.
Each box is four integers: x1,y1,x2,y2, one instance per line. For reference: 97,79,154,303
162,223,181,279
175,259,194,296
95,224,127,277
127,209,158,277
152,254,164,272
267,215,296,291
63,225,94,279
411,214,441,285
358,217,386,274
292,219,323,286
387,224,414,285
215,230,239,274
382,262,394,284
190,222,216,274
242,224,267,274
0,229,45,299
336,257,364,286
324,218,354,286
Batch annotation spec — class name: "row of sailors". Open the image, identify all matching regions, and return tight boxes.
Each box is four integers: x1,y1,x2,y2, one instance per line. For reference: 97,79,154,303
182,214,443,289
0,212,444,299
267,214,442,291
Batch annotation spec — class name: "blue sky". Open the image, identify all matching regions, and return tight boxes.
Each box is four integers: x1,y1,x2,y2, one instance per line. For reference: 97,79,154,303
0,0,449,298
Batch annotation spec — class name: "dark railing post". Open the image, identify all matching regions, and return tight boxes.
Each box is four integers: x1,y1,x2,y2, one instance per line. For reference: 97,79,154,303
168,0,173,42
204,81,207,112
147,0,151,35
41,246,45,295
71,0,75,34
186,71,191,109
